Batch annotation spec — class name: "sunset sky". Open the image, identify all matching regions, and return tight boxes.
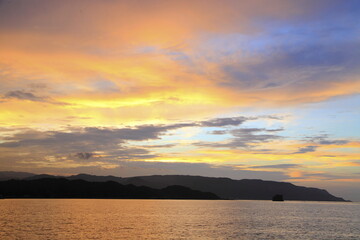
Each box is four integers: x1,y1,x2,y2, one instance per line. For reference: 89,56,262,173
0,0,359,200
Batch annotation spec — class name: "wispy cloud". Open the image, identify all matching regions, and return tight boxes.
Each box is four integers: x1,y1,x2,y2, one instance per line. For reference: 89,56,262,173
249,164,302,169
2,90,68,105
4,91,46,102
294,145,318,154
200,117,247,127
197,127,283,149
74,152,94,160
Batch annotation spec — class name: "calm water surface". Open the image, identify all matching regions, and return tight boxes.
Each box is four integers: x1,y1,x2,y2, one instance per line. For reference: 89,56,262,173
0,199,359,239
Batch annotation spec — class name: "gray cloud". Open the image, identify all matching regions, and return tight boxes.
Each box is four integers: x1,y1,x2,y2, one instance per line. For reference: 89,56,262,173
304,134,349,145
75,152,94,160
295,135,349,154
318,139,348,145
258,115,285,120
294,145,317,154
140,144,176,148
209,130,227,135
200,117,247,127
197,127,283,149
108,148,158,160
0,116,257,152
0,125,179,150
0,121,204,166
249,164,302,169
200,115,283,128
4,90,46,102
2,90,68,105
266,128,284,132
0,115,285,172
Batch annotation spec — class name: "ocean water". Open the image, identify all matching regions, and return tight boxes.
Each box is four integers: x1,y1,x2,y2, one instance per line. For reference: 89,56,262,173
0,199,359,240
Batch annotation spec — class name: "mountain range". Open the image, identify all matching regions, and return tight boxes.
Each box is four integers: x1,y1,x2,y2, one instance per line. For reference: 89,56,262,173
0,171,347,201
0,178,219,199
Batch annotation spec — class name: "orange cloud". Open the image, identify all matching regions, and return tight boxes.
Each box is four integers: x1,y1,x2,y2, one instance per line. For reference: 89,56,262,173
1,0,359,128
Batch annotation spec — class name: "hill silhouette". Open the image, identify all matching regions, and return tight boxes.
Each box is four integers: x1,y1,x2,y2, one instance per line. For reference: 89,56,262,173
68,174,347,201
0,178,220,199
117,175,346,201
0,171,35,181
0,172,347,201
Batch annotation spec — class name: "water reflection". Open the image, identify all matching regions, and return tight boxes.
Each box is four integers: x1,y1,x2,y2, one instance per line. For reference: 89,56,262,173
0,199,359,239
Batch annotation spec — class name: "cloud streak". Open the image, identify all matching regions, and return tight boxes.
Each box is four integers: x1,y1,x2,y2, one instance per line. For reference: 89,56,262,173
4,91,46,102
294,146,318,154
197,127,283,149
74,152,94,160
249,164,302,169
2,90,69,105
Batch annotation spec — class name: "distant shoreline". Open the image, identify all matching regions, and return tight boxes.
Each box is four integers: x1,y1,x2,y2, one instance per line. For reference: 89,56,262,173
0,173,349,202
1,198,353,203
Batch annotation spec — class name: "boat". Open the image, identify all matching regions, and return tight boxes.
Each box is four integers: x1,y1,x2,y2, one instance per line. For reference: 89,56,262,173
272,194,284,201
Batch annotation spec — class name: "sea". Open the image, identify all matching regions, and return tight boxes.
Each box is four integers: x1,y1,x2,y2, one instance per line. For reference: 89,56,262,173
0,199,359,240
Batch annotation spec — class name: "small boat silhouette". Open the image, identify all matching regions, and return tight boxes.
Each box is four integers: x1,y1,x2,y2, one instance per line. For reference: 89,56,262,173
272,194,284,201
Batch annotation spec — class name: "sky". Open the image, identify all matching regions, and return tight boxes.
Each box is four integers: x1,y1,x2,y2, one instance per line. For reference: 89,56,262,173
0,0,359,200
